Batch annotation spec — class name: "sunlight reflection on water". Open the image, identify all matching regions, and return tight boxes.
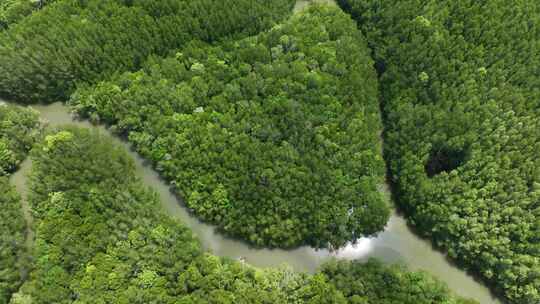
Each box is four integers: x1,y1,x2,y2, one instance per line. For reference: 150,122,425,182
333,238,374,258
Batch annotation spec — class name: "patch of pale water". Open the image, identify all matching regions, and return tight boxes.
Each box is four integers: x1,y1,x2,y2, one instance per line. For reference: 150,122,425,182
294,0,337,13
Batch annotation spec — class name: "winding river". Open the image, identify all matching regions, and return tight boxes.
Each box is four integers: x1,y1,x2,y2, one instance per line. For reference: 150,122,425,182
6,101,501,304
4,2,504,303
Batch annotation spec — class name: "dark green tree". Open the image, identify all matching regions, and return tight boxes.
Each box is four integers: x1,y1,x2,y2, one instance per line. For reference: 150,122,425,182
338,1,540,303
0,104,41,304
70,5,390,249
17,126,348,304
321,259,478,304
0,0,295,103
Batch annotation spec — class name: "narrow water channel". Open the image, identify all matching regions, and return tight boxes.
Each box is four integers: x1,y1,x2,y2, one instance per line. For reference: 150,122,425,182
6,101,501,304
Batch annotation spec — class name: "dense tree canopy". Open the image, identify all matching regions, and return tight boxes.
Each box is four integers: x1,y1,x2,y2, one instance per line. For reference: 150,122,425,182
0,179,25,304
14,126,348,304
0,104,40,304
0,104,41,175
338,1,540,303
70,5,390,249
321,259,477,304
9,126,474,304
4,1,534,302
0,0,55,29
0,0,295,103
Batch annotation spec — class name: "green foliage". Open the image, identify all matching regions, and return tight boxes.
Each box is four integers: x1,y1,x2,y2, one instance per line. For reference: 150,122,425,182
0,104,40,304
338,1,540,303
0,0,55,29
0,0,295,103
73,250,348,304
17,125,470,304
0,179,26,304
0,104,40,175
18,127,349,304
19,127,200,303
0,0,32,29
70,5,389,249
321,259,477,304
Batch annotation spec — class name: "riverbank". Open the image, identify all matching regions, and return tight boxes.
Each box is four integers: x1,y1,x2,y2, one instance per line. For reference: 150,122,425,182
8,159,33,280
4,101,500,304
0,3,504,301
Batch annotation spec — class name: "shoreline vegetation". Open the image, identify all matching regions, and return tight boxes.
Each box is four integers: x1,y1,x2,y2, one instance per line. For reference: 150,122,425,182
6,124,475,304
0,104,41,304
0,0,535,303
12,101,501,303
0,2,481,301
69,6,391,249
337,0,540,303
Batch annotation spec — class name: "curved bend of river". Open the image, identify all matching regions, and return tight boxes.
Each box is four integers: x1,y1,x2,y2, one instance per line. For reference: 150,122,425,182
5,102,501,304
0,5,503,304
1,4,505,304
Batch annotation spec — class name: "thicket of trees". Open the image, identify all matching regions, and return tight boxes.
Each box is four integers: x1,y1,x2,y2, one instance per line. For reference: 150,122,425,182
5,0,534,302
0,104,41,304
70,6,389,249
0,104,41,174
0,180,25,304
0,0,55,29
0,0,295,103
0,0,35,29
321,259,477,304
14,126,344,304
10,126,474,304
338,1,540,303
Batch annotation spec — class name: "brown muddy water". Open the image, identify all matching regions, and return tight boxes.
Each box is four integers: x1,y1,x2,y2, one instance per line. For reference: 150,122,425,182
4,101,501,304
